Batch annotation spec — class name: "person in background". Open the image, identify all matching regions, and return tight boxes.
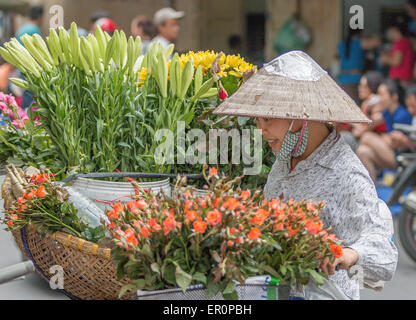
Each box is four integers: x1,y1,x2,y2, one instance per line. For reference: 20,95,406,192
131,15,157,55
406,0,416,39
388,86,416,152
152,7,185,50
338,28,365,104
380,23,415,96
16,5,44,44
90,10,111,33
356,79,413,181
228,35,243,56
93,18,119,37
341,71,385,151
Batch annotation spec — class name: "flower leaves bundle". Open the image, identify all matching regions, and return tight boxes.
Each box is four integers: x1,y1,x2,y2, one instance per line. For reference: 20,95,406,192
107,167,343,299
3,171,105,242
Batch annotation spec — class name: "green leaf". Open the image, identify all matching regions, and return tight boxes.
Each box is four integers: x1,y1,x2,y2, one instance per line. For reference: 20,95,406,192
206,280,220,298
307,269,326,286
192,272,207,285
222,290,238,300
150,263,160,275
175,265,192,293
223,281,235,295
118,283,137,298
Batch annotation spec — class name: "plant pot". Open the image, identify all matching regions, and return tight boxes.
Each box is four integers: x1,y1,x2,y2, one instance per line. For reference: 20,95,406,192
136,276,281,300
70,177,171,211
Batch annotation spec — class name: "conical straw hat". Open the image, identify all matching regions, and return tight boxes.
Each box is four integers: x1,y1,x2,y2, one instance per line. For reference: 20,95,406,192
213,51,371,123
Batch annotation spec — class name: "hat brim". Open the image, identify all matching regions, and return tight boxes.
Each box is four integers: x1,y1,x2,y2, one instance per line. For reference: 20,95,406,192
213,68,371,124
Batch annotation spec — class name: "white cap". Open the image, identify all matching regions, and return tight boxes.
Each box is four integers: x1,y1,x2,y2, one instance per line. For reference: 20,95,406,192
153,7,185,25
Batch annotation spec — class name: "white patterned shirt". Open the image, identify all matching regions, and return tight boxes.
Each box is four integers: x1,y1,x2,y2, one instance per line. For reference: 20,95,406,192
264,128,398,300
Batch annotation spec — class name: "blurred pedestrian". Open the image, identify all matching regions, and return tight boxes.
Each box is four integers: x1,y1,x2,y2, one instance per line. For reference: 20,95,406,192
16,5,44,44
93,18,119,37
380,23,415,93
131,15,157,55
356,79,413,181
338,28,365,104
152,7,185,50
90,10,111,33
341,71,385,151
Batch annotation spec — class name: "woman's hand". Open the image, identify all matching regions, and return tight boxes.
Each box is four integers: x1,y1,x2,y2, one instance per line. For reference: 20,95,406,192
319,248,359,276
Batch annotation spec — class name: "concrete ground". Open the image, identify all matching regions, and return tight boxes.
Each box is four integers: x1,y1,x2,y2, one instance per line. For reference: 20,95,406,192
0,174,415,300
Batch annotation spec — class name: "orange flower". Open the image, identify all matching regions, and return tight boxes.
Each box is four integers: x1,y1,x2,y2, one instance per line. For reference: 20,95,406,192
230,227,238,235
209,167,218,176
274,223,284,231
269,199,280,210
17,197,25,205
163,214,178,235
6,220,13,227
107,209,119,220
23,192,34,200
10,214,18,220
305,220,322,235
222,197,240,211
227,240,234,246
136,199,148,210
140,227,150,238
247,227,261,240
212,198,221,209
306,202,316,212
287,226,298,237
17,205,27,213
240,190,250,201
112,202,124,214
185,210,197,222
206,209,222,226
330,243,343,258
125,228,138,246
148,218,162,232
236,237,243,244
126,201,138,214
193,220,207,234
250,209,269,226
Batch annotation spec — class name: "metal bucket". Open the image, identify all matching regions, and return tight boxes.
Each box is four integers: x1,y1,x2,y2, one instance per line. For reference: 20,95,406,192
71,177,171,211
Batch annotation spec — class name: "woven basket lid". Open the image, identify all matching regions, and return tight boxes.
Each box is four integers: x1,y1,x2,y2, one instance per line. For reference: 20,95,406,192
213,51,371,123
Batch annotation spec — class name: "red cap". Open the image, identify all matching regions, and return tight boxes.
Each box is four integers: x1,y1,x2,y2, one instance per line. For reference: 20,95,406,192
94,18,118,33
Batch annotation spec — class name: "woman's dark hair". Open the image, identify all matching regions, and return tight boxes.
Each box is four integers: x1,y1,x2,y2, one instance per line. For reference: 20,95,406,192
29,5,44,20
137,19,157,39
382,79,400,97
363,71,384,94
405,85,416,98
345,28,362,59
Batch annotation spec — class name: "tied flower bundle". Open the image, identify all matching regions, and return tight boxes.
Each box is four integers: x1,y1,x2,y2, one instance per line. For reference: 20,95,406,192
3,171,104,242
107,166,343,299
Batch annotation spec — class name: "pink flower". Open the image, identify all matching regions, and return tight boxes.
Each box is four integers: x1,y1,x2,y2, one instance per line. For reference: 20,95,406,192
12,116,29,129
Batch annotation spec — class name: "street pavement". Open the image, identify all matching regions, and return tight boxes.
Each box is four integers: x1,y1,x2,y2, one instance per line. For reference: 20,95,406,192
0,174,415,300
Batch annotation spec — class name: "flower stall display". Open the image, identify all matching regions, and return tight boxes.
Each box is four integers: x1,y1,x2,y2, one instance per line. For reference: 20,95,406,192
0,92,59,173
107,166,343,299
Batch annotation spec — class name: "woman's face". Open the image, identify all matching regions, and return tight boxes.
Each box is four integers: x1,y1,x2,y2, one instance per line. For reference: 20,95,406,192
358,76,372,100
256,118,300,152
378,84,396,109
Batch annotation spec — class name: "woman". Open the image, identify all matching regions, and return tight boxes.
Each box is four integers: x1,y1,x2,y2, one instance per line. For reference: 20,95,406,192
213,51,398,300
380,23,415,97
341,71,385,151
338,28,365,104
356,79,413,181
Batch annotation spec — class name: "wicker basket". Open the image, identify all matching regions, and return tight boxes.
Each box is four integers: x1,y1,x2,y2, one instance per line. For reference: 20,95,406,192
2,172,135,300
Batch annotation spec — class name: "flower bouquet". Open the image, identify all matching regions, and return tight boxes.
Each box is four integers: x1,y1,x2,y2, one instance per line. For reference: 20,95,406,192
0,92,58,172
107,166,343,299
